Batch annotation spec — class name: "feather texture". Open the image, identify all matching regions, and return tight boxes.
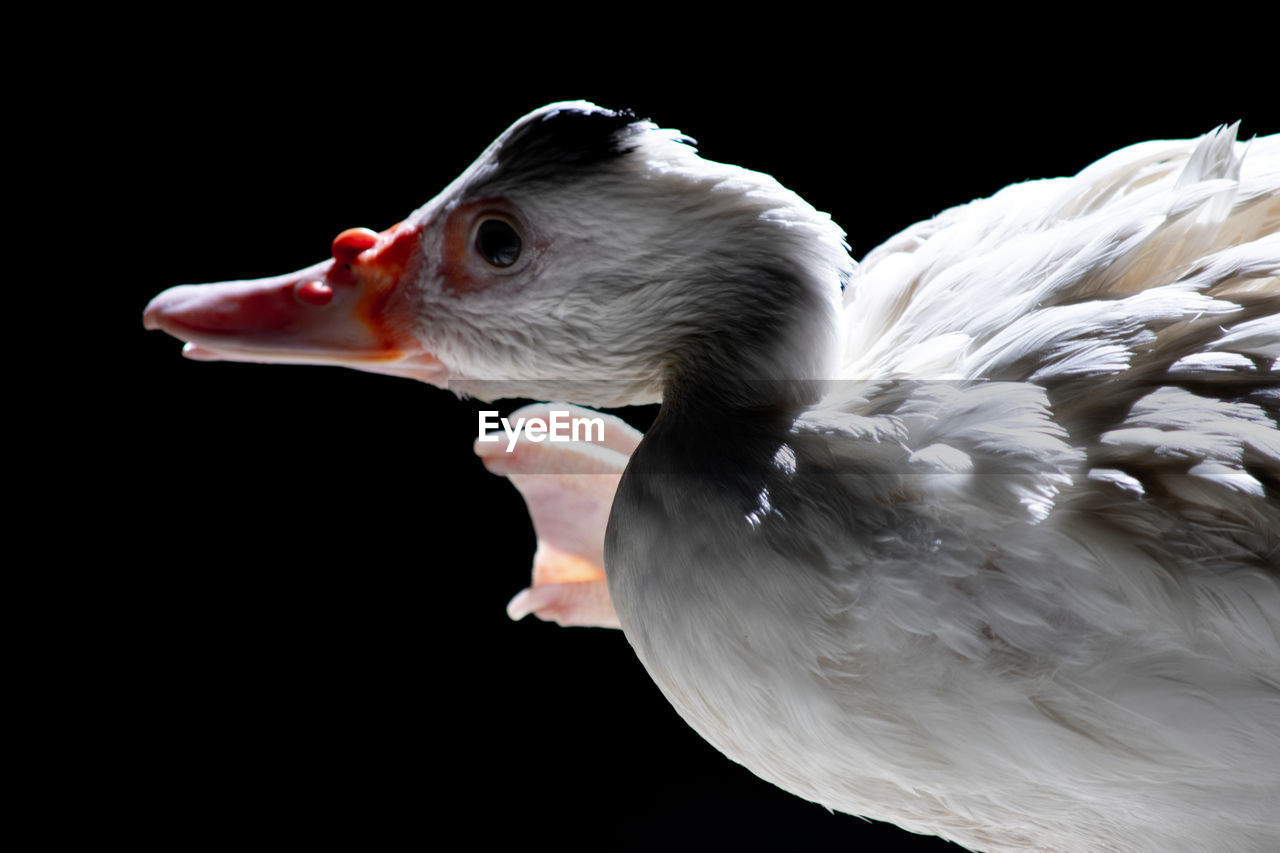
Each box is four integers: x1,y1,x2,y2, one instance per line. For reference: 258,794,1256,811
146,104,1279,853
608,124,1279,853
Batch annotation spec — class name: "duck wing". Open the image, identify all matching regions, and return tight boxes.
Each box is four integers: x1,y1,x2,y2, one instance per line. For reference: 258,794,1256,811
757,129,1279,849
824,124,1279,574
842,125,1278,387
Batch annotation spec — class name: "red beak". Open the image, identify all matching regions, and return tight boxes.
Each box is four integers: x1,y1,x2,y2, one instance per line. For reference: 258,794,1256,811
144,223,445,384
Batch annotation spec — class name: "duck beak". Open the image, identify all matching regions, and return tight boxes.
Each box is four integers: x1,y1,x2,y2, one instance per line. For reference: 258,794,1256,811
143,223,446,384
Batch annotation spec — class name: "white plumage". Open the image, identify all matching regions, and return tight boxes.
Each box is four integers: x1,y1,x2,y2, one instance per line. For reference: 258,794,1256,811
145,104,1279,852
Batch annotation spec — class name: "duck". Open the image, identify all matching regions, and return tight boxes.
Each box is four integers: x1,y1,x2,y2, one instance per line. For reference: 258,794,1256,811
144,101,1280,853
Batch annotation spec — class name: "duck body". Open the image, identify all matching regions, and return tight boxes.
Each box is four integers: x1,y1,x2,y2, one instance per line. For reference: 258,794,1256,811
605,123,1279,852
146,103,1280,852
612,392,1278,852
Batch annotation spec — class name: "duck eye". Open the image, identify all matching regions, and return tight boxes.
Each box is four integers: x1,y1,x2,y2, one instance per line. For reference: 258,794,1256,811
475,218,522,268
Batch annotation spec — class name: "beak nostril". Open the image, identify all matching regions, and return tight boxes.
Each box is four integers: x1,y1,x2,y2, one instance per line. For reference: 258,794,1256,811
332,227,379,265
296,280,334,306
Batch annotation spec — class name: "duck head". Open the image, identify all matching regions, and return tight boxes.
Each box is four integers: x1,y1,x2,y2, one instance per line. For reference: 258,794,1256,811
145,102,852,410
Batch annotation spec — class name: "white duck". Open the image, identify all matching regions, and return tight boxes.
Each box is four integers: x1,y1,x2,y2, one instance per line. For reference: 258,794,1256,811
145,102,1280,853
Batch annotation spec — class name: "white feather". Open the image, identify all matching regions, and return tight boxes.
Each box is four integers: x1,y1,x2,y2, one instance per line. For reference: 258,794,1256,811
602,122,1279,853
151,104,1280,853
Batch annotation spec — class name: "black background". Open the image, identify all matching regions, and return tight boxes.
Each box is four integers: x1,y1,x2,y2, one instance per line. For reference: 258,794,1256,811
62,16,1277,851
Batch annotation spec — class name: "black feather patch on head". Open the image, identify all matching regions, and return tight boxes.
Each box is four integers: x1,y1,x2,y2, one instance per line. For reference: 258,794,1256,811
491,103,643,181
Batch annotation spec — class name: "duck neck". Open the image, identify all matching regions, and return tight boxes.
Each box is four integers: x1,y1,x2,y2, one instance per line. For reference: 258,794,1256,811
651,325,831,475
659,374,813,434
655,264,841,419
639,382,798,491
